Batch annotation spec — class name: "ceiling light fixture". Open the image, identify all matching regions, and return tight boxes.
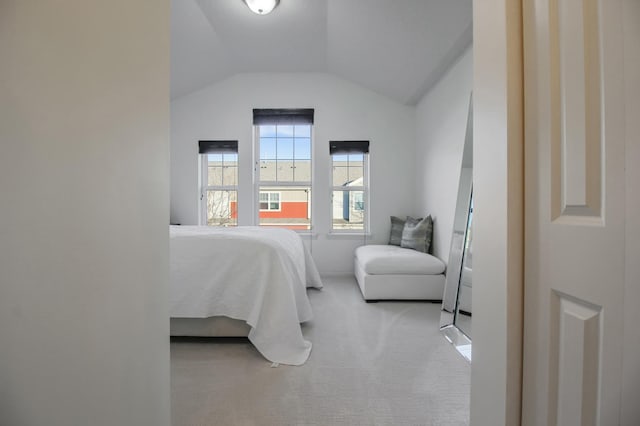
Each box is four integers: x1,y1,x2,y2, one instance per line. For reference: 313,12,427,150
242,0,280,15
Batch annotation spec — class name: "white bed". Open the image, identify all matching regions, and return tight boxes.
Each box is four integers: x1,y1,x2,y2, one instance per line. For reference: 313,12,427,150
169,226,322,365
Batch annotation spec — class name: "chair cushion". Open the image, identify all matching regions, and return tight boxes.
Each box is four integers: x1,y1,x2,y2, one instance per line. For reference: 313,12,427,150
355,245,445,275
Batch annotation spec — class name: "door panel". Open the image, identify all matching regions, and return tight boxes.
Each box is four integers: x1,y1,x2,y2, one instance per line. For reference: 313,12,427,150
548,0,602,222
523,0,627,424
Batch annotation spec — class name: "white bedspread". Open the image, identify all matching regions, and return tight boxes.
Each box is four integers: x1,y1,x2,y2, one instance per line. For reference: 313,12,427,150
169,226,322,365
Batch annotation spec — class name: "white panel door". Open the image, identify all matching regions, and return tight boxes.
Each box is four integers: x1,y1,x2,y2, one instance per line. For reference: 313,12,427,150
522,0,635,424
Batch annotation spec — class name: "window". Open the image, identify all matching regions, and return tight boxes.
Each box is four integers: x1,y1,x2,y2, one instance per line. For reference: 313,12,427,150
330,141,369,232
254,109,313,231
259,191,281,211
199,140,238,227
353,192,365,211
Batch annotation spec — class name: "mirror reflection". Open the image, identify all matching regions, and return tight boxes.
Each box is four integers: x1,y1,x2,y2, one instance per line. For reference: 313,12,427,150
440,95,473,361
454,195,472,337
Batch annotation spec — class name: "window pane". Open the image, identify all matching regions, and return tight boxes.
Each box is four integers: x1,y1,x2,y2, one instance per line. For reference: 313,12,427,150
224,166,237,186
332,165,349,187
260,160,277,181
294,138,311,159
353,192,364,210
332,154,348,162
348,165,364,183
260,125,277,137
260,138,276,159
294,125,311,138
259,193,268,202
208,166,223,186
206,190,237,227
348,153,364,162
294,160,311,182
207,163,238,186
277,138,294,159
259,187,311,230
332,190,364,230
277,160,294,181
207,153,223,162
276,125,294,137
222,153,238,163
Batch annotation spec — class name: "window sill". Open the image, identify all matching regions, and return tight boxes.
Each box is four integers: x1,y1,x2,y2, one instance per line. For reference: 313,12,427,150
296,231,318,240
326,232,373,240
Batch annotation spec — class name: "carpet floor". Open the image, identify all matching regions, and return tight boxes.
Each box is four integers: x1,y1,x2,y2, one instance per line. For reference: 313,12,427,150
170,276,470,426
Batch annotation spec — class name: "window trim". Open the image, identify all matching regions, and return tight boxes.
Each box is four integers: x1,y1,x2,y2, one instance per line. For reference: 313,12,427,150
200,152,238,226
330,151,370,234
254,124,314,231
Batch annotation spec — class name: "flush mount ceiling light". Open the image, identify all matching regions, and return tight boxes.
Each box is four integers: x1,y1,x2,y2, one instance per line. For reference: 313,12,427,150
242,0,280,15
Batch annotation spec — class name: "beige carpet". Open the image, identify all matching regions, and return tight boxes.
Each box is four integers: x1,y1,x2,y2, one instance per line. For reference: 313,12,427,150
171,276,470,426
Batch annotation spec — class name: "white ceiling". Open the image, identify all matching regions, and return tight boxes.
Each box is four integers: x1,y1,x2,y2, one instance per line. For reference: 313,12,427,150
171,0,472,105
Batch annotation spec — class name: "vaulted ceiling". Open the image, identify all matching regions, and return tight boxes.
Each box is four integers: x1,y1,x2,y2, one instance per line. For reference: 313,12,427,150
171,0,472,105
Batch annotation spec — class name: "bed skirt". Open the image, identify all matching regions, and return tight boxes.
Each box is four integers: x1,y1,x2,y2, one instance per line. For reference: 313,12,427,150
170,316,251,337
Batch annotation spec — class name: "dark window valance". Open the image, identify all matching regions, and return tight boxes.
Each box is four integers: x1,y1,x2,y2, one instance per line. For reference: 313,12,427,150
253,108,314,125
198,140,238,154
329,140,370,155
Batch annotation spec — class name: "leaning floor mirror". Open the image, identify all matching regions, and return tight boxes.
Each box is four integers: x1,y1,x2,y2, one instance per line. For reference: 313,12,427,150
440,95,473,362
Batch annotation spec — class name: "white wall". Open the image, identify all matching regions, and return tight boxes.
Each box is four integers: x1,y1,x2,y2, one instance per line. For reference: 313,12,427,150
171,73,417,274
0,2,171,425
415,47,473,264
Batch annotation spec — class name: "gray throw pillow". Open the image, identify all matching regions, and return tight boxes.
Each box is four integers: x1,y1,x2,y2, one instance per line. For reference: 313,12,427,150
401,215,433,253
424,215,433,253
389,216,405,246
